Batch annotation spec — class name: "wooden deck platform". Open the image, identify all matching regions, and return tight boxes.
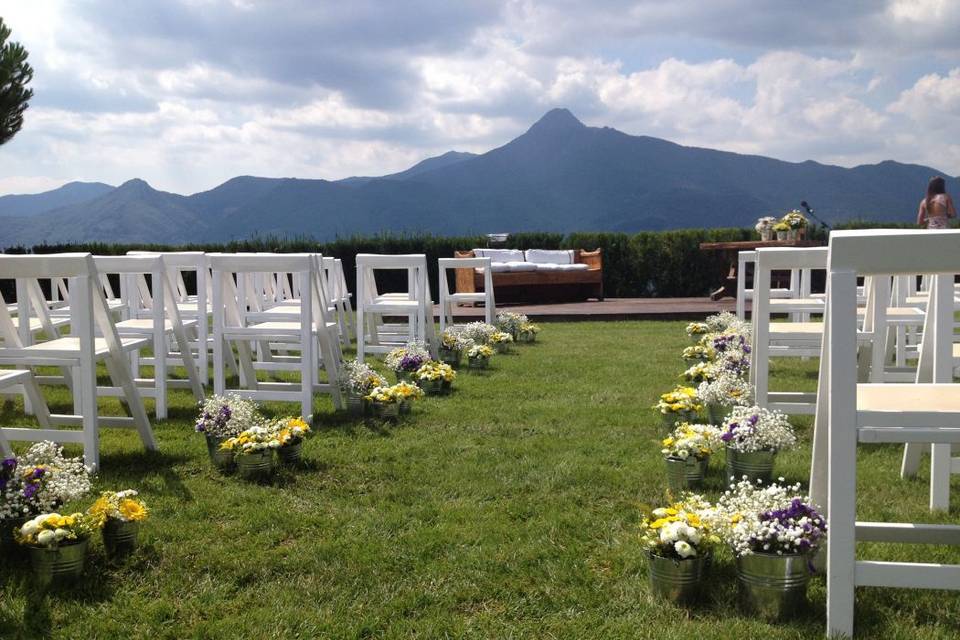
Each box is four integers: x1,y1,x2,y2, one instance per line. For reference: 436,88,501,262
434,297,737,321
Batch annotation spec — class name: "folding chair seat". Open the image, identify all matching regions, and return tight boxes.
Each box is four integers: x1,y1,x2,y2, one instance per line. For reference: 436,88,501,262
0,253,156,470
356,254,436,361
438,257,495,331
210,253,342,418
809,229,960,638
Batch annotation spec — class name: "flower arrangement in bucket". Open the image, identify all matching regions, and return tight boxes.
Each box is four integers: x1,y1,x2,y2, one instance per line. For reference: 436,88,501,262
87,490,148,559
195,394,260,469
219,425,280,479
661,423,723,491
721,406,796,484
772,221,790,240
273,417,311,464
755,216,778,242
461,322,498,346
1,442,92,551
516,321,541,343
685,322,710,342
365,383,421,419
696,372,752,425
466,344,494,369
653,386,702,435
490,330,514,354
393,380,425,413
439,327,472,367
339,360,388,415
715,479,826,619
680,361,717,385
415,361,456,395
640,497,720,604
384,343,430,382
708,332,752,376
496,311,528,339
781,210,807,240
682,344,715,363
16,512,97,585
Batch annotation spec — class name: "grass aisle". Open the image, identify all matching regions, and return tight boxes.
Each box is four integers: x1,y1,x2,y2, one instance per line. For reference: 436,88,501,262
1,321,959,639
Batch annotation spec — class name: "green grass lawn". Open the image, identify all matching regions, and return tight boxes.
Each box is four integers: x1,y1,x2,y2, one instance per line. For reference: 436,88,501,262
2,320,959,639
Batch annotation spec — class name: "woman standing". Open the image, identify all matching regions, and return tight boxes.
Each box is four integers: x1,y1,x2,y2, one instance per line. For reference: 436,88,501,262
917,176,956,229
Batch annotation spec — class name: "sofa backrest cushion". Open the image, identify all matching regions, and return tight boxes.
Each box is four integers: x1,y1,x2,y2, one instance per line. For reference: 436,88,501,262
525,249,574,265
474,248,525,262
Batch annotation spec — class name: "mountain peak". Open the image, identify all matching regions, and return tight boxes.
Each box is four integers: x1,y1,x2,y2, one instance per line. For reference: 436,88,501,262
527,108,585,135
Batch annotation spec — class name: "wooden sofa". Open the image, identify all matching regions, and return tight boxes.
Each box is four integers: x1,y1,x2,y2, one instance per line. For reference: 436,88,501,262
454,248,603,303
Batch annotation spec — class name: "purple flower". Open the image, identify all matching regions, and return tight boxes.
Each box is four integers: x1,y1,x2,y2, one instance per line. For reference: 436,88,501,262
22,482,39,499
399,354,425,371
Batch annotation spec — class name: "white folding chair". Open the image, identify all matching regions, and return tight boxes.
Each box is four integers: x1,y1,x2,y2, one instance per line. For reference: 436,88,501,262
355,254,436,362
438,257,495,332
750,247,827,414
94,255,205,419
809,229,960,638
736,250,801,320
210,253,342,418
0,253,156,471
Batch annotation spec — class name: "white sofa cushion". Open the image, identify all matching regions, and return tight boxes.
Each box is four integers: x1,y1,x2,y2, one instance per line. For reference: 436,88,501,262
487,262,512,273
504,260,538,272
474,248,524,262
525,249,574,265
557,263,589,271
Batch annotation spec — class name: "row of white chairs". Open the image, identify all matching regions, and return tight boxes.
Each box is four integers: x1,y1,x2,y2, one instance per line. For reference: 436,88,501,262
742,231,960,636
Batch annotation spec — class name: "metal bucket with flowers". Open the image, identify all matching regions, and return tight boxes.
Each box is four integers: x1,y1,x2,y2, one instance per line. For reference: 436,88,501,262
661,423,722,492
721,406,797,484
17,512,96,585
87,489,148,558
640,497,718,605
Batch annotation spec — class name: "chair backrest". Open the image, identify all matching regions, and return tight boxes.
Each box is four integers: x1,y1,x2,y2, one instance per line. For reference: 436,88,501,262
356,253,431,303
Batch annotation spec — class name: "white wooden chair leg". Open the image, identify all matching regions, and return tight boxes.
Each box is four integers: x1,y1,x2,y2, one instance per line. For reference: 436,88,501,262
930,443,952,511
901,442,926,478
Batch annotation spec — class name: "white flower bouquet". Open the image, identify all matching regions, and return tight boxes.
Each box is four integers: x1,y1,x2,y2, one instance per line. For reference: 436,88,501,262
1,442,93,521
686,322,710,338
496,311,528,336
696,372,752,408
384,342,430,374
640,498,720,560
720,405,796,453
714,478,826,557
755,216,778,234
682,344,716,362
219,425,282,454
440,326,473,352
339,359,388,396
16,511,96,549
680,362,716,384
461,322,498,346
195,394,260,440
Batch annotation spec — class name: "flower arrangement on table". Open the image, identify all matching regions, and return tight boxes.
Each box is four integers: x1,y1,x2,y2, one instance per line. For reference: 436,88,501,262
781,210,807,230
384,343,430,380
653,386,703,433
415,361,456,394
490,330,514,353
87,489,149,557
755,216,778,240
1,442,92,527
661,423,723,490
496,311,529,337
16,511,96,549
682,344,715,362
517,321,541,343
721,405,796,483
697,372,752,424
686,322,710,339
681,361,716,384
195,394,261,468
466,344,494,369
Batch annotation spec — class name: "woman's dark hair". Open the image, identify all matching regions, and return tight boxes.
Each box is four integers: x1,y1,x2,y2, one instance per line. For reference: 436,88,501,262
926,175,947,213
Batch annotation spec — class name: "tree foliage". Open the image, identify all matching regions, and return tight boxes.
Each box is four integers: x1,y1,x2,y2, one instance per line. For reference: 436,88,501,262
0,17,33,145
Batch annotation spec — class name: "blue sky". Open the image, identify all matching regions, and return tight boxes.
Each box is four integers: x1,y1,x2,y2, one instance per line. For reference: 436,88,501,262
0,0,958,195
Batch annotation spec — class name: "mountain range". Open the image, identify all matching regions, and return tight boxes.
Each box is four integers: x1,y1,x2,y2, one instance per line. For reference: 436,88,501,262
1,108,956,247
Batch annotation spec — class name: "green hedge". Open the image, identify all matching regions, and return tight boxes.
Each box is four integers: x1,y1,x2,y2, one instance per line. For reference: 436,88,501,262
3,224,910,300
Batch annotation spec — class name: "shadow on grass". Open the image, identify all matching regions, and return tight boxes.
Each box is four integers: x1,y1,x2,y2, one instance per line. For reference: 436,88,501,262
97,450,194,502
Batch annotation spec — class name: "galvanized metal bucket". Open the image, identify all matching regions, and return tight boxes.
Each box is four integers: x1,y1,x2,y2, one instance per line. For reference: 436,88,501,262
236,449,274,480
664,455,709,492
277,440,303,465
373,402,400,420
647,552,708,604
345,393,366,416
707,403,728,426
206,435,234,470
736,552,811,619
439,348,461,368
495,343,511,354
518,330,536,343
103,519,140,558
726,448,777,484
467,356,489,370
29,537,89,585
395,371,414,384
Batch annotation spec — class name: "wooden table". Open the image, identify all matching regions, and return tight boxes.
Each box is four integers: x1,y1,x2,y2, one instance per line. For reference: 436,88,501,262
699,239,824,300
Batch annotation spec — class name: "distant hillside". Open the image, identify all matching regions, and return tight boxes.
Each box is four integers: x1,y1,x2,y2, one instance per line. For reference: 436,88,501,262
0,181,114,217
2,109,955,247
